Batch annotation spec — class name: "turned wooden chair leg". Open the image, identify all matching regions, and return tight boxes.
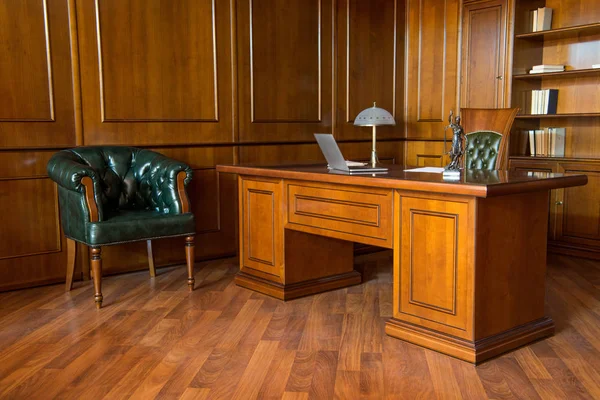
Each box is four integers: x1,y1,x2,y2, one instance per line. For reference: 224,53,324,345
65,238,77,291
185,236,195,291
147,240,156,277
90,247,103,309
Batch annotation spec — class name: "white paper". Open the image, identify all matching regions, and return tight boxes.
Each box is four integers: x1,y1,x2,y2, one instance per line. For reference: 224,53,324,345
404,167,445,173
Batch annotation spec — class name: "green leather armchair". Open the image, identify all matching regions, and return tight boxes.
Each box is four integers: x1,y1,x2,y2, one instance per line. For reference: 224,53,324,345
47,146,196,308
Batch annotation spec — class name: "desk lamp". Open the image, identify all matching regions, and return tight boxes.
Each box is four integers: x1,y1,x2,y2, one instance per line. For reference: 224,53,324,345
354,102,396,167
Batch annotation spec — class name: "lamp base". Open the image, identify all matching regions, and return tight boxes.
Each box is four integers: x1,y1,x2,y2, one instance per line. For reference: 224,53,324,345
370,150,379,168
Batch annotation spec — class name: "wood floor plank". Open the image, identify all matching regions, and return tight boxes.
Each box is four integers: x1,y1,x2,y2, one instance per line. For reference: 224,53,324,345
360,352,384,399
0,253,598,399
231,340,280,400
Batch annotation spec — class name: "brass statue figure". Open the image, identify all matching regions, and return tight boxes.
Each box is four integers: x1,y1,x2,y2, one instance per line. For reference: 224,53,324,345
443,110,465,171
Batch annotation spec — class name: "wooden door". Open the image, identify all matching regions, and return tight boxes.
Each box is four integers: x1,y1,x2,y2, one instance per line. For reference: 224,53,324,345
405,0,461,139
555,162,600,248
460,0,510,108
236,0,333,143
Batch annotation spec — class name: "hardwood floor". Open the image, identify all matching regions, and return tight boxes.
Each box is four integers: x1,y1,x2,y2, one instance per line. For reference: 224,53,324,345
0,251,599,399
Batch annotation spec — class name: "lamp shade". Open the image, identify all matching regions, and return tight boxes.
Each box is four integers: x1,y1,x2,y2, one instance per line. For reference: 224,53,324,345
354,102,396,126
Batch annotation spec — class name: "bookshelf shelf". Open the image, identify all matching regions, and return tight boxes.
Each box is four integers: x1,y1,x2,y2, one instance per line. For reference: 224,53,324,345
513,68,600,79
510,155,600,162
516,113,600,119
515,22,600,41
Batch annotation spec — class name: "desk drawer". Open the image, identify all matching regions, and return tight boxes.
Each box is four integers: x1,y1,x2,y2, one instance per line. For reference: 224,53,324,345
287,182,393,248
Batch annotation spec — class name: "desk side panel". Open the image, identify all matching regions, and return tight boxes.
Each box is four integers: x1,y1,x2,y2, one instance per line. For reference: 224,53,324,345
474,191,550,340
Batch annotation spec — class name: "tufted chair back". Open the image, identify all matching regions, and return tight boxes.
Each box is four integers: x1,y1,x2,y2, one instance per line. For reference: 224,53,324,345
464,131,502,170
47,146,193,221
460,108,519,170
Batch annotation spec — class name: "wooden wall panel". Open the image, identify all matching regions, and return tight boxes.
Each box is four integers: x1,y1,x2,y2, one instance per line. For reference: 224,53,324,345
0,151,68,290
238,141,404,166
406,0,460,139
76,0,234,145
98,0,217,121
544,0,600,27
336,0,405,140
0,0,76,148
237,0,333,142
405,141,449,167
0,179,60,260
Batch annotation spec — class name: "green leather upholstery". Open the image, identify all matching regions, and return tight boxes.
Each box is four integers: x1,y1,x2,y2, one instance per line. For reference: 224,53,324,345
47,147,195,246
464,131,503,170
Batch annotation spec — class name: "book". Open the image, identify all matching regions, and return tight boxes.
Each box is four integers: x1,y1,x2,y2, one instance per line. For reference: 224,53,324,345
531,90,539,115
532,9,538,32
535,129,544,156
532,64,564,70
545,89,558,114
536,7,553,31
528,130,536,156
530,69,563,74
551,127,566,157
540,90,547,115
529,64,565,74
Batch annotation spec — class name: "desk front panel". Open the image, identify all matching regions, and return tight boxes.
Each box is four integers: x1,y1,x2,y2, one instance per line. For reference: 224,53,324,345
393,192,475,340
286,181,394,249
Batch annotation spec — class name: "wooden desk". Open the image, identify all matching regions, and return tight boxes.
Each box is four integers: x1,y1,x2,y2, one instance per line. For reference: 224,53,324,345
216,164,587,363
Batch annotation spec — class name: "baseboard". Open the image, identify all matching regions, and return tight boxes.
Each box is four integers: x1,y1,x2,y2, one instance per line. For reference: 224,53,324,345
385,317,554,364
235,270,362,301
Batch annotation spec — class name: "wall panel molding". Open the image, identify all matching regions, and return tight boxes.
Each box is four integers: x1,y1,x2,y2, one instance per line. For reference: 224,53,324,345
406,0,460,139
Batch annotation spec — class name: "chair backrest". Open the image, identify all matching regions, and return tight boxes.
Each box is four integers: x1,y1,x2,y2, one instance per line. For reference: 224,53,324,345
460,108,519,170
59,146,170,212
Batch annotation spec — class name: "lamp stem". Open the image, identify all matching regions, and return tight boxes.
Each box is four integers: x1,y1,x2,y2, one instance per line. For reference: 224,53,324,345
370,125,378,167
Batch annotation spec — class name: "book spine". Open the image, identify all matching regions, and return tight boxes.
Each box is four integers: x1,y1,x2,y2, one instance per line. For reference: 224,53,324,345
554,128,566,157
547,89,558,114
533,9,538,32
535,129,543,156
529,130,536,156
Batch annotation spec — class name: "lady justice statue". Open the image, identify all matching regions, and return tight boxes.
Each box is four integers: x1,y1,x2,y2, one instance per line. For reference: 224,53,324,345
443,110,465,172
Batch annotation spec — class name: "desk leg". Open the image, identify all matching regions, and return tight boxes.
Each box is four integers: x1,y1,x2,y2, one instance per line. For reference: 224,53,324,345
385,191,554,364
235,177,361,300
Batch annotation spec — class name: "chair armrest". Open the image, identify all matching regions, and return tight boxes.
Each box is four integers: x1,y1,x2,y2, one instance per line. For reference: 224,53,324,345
47,150,103,221
140,151,193,214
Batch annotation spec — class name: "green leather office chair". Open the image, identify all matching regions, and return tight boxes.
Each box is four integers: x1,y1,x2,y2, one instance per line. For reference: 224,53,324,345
47,147,196,308
461,108,519,170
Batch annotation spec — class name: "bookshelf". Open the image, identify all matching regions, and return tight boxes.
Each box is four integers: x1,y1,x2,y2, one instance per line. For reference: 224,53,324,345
513,68,600,80
514,21,600,40
509,0,600,259
515,113,600,119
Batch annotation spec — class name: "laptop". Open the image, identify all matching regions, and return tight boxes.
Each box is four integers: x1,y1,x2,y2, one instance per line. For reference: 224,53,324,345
314,134,388,174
